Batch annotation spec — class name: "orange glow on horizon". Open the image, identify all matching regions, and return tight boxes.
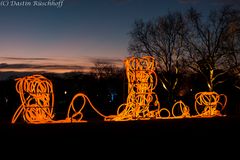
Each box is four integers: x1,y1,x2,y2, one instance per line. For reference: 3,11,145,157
0,56,123,73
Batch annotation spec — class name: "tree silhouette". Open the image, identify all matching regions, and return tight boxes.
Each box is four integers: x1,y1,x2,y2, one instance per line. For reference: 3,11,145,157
91,60,120,79
128,6,240,97
182,6,240,91
128,12,187,104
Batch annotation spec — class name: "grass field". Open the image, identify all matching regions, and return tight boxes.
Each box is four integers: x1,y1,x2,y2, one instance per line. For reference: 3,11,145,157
2,117,240,140
1,117,239,158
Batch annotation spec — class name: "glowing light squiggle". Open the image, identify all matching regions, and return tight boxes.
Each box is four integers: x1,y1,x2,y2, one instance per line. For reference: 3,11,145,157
171,100,191,118
105,56,160,120
11,75,106,124
105,56,227,121
11,75,54,124
194,91,227,117
11,56,228,124
64,93,106,122
105,56,189,121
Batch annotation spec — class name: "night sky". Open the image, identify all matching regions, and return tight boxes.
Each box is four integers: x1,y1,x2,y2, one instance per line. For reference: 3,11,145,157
0,0,239,72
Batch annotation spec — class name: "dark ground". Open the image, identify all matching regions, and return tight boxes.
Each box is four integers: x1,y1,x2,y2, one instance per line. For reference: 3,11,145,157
1,117,240,158
2,116,240,137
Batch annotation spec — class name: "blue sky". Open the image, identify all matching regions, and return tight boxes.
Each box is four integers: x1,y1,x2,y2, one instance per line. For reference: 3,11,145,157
0,0,239,72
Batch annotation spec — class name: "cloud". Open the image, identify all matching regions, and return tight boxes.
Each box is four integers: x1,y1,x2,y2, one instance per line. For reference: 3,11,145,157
0,63,35,69
0,63,87,72
0,56,124,73
0,57,51,61
0,57,52,61
88,57,123,66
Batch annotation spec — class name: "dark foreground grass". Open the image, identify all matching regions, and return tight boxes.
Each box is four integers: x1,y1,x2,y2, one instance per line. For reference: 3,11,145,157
2,117,240,138
1,117,239,158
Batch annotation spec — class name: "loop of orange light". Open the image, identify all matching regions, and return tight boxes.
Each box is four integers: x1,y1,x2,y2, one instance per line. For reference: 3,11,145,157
11,56,228,124
11,75,55,124
64,93,106,123
194,91,227,117
106,56,185,121
105,56,160,120
171,100,191,118
105,56,227,121
11,75,106,124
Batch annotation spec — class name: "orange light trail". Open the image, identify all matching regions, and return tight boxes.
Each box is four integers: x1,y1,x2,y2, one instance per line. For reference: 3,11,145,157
11,56,228,124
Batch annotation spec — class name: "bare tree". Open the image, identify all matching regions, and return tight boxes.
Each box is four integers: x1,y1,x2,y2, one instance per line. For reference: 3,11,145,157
183,6,240,91
128,12,187,102
91,60,120,79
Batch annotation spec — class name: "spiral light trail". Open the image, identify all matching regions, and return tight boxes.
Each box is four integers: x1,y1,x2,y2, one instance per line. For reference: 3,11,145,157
11,75,55,124
106,56,193,121
11,75,106,124
11,56,227,124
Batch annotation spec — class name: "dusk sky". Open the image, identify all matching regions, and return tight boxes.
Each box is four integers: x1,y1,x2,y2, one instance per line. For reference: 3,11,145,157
0,0,239,73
